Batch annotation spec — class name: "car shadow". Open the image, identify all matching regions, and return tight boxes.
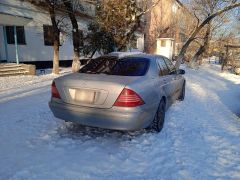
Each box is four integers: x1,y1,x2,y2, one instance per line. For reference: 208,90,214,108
55,121,152,141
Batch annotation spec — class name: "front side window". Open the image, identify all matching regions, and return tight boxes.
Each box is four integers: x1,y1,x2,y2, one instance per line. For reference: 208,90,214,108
6,26,26,45
164,58,175,73
157,58,169,76
79,56,150,76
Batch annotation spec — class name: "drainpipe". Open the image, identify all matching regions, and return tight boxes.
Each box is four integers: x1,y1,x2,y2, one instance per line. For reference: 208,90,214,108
3,26,9,62
13,26,19,64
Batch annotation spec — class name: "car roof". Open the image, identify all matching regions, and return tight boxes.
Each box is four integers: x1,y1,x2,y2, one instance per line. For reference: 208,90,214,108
107,51,145,58
96,52,168,62
105,52,165,61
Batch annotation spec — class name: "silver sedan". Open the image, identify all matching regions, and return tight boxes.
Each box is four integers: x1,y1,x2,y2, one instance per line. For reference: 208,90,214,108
49,52,185,132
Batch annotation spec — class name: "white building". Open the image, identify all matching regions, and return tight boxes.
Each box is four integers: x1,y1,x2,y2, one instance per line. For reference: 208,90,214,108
0,0,182,68
156,38,174,60
0,0,93,66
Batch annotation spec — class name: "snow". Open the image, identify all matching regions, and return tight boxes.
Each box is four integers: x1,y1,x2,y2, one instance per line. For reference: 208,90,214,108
0,64,240,179
108,51,144,58
0,68,71,103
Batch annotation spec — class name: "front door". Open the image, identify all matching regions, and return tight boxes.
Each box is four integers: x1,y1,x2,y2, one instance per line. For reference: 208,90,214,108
156,57,176,104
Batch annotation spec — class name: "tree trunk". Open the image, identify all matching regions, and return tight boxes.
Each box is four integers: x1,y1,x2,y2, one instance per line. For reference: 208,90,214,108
63,1,81,72
53,39,59,74
222,46,229,71
190,46,204,67
70,20,81,72
175,2,240,69
47,0,59,74
191,23,211,67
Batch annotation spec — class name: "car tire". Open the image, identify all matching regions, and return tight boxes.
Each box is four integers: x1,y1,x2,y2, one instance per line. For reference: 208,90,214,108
178,81,185,101
150,99,166,133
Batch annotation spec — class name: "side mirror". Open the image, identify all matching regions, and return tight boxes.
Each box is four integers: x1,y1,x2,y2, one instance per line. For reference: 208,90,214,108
178,69,185,75
170,69,185,75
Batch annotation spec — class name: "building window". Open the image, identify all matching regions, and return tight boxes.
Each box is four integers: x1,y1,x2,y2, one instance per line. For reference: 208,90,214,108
161,40,166,47
43,25,54,46
6,26,26,45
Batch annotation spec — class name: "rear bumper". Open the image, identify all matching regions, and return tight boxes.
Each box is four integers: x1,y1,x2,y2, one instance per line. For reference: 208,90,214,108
49,100,155,131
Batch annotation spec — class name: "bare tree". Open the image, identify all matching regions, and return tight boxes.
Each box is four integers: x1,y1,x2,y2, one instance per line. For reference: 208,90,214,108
59,0,98,72
62,0,82,72
190,23,211,65
61,0,97,72
175,0,240,69
220,33,239,71
27,0,63,74
45,0,60,74
189,0,215,66
188,0,229,67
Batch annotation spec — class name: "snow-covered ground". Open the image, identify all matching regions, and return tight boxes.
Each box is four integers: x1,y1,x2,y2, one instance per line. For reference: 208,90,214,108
0,64,240,180
0,68,71,103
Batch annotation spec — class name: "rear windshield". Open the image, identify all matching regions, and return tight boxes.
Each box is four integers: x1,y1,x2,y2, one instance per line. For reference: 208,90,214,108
79,56,150,76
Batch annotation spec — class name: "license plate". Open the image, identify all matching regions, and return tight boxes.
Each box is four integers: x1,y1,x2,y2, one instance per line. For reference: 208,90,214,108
69,88,95,103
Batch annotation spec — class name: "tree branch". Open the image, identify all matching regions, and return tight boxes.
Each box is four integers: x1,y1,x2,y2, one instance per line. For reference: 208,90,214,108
175,1,240,69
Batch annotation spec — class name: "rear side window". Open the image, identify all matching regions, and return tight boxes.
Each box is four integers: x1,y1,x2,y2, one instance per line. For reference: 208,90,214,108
79,56,150,76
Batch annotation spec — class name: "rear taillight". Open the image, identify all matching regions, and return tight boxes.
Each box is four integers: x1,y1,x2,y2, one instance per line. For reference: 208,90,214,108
51,81,61,99
114,88,145,107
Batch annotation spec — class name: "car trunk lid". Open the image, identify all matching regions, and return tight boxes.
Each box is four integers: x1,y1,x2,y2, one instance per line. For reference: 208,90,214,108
55,73,140,109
